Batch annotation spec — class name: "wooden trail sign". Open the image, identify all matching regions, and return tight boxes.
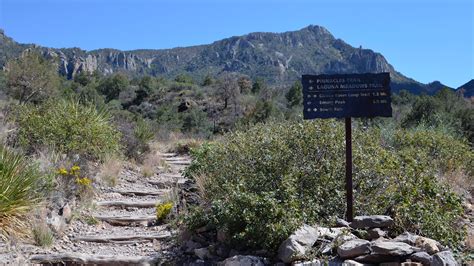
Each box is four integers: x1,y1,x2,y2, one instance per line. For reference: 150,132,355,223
302,73,392,222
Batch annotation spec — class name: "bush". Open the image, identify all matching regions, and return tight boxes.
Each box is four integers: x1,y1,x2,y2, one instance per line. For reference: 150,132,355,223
14,99,121,160
0,145,45,240
185,121,470,253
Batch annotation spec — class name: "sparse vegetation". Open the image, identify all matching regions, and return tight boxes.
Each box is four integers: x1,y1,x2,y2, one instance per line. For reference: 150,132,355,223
0,145,45,240
156,202,173,222
32,223,54,247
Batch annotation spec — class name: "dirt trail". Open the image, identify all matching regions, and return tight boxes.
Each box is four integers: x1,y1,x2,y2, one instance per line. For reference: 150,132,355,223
1,152,190,265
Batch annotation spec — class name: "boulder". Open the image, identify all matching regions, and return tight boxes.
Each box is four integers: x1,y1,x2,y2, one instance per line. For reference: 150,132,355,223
337,218,351,228
366,228,386,240
337,239,371,259
277,224,319,263
293,259,321,266
414,236,442,255
194,247,210,260
401,263,422,266
431,251,458,266
350,215,394,229
353,254,400,264
342,260,369,266
371,240,419,257
218,255,265,266
409,252,432,265
393,232,418,246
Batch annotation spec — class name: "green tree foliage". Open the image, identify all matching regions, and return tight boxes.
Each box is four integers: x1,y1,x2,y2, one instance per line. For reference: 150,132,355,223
97,73,129,102
175,73,194,84
5,51,60,104
252,77,265,94
185,121,471,252
202,74,214,86
14,99,121,160
285,81,303,107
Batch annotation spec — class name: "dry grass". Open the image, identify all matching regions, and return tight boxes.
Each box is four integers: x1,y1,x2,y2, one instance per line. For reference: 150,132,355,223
141,142,169,177
193,173,208,202
441,170,474,199
32,222,54,247
96,157,124,187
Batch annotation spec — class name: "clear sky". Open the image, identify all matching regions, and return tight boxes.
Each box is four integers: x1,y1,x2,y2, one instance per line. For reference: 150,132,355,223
0,0,472,88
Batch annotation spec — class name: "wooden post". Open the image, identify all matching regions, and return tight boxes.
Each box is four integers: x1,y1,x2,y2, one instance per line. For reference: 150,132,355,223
345,117,353,222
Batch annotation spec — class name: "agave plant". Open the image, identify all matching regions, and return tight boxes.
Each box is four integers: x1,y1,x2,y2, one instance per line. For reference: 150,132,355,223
0,145,43,240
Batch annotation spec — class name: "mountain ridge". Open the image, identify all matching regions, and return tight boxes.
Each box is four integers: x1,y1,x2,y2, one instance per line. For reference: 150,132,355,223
0,25,458,94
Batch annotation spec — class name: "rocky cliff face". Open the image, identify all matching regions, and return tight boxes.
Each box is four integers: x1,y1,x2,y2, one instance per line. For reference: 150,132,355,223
0,25,453,94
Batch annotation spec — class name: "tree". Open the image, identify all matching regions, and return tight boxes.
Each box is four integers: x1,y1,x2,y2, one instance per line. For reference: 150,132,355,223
175,73,194,84
285,81,303,107
5,51,60,104
202,74,214,86
215,73,240,110
98,73,129,102
252,77,265,94
238,76,252,94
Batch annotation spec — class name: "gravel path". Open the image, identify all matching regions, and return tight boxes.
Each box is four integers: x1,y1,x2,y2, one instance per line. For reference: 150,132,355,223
0,152,189,265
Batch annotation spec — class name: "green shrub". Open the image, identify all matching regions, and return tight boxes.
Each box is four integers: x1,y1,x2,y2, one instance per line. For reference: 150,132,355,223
32,223,54,247
156,202,173,222
0,145,44,240
14,99,121,160
185,120,470,253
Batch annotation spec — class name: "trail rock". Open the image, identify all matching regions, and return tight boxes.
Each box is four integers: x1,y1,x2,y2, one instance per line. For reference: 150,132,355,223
194,247,210,260
277,224,319,263
218,255,265,266
366,228,386,240
371,240,418,256
293,259,321,266
342,260,371,266
350,215,394,229
431,251,458,266
337,218,351,228
393,232,418,246
409,252,432,265
414,236,442,255
401,263,422,266
337,239,371,259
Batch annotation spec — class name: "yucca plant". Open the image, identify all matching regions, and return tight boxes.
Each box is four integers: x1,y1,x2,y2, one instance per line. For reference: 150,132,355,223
0,145,43,240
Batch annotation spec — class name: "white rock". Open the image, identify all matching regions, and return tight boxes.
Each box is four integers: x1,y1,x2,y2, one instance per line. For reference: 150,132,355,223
337,239,371,259
277,224,319,263
350,215,394,229
218,255,265,266
371,240,419,256
432,251,458,266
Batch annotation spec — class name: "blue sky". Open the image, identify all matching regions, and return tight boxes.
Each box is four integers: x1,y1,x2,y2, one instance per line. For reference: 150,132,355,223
0,0,472,88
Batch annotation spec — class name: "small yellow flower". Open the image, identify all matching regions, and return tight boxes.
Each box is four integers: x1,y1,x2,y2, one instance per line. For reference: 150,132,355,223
57,168,68,175
70,165,80,174
75,177,92,186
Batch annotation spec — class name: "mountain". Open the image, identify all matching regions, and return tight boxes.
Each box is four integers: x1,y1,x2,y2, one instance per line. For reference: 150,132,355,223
0,26,452,94
457,79,474,98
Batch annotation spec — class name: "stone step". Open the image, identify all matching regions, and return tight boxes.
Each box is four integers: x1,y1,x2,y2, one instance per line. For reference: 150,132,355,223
74,232,171,243
164,157,190,162
96,200,159,209
29,253,161,266
148,178,187,189
93,215,156,226
158,153,178,158
165,160,191,166
112,189,168,197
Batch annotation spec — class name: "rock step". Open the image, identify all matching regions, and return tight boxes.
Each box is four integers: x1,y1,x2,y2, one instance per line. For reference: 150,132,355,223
93,215,156,226
158,153,178,158
165,160,191,166
148,178,187,189
74,232,171,243
164,157,190,162
96,200,159,208
112,189,169,197
29,253,161,266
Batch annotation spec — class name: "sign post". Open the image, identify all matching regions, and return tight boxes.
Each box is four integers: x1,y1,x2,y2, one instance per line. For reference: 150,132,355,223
302,73,392,222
